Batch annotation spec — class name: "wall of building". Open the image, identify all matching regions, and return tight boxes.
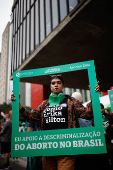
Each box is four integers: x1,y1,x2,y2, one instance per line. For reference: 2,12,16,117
0,22,10,104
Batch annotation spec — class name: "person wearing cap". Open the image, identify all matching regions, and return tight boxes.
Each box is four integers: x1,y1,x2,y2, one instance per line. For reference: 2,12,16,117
11,74,99,170
71,92,83,103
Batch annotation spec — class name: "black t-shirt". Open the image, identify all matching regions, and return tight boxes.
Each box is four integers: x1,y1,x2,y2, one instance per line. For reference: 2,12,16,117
43,97,68,130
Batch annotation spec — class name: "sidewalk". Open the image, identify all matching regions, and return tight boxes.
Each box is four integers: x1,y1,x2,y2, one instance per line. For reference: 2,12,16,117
0,155,27,170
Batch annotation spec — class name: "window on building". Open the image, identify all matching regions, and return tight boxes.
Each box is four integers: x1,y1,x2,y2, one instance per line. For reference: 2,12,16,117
18,0,21,26
16,4,18,32
13,8,16,35
40,0,45,43
22,20,26,61
19,25,22,65
69,0,78,12
35,0,39,47
52,0,58,29
17,31,20,68
14,34,17,70
24,0,26,18
31,0,34,6
26,14,30,56
59,0,67,21
30,6,34,52
21,0,23,23
27,0,30,12
46,0,51,36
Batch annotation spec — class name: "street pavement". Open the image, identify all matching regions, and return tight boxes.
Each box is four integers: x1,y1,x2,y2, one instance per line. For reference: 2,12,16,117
0,155,27,170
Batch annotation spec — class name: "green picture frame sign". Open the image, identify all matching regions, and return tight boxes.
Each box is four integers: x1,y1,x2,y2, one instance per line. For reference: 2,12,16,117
11,60,107,157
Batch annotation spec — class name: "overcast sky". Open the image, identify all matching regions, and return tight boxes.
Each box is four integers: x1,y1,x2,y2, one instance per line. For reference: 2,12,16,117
0,0,13,52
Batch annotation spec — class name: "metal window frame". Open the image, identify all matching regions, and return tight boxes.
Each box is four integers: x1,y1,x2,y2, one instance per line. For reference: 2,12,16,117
34,1,36,50
50,0,53,32
16,2,19,68
38,0,40,44
44,0,46,38
11,0,85,74
25,0,27,59
17,0,20,67
57,0,61,24
45,0,52,36
66,0,69,15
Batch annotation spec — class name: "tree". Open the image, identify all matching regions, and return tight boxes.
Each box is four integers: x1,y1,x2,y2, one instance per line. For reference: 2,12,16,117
0,103,31,120
0,103,12,120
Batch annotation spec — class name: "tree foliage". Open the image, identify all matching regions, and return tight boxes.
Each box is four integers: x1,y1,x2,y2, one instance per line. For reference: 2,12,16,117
0,102,31,120
0,103,12,120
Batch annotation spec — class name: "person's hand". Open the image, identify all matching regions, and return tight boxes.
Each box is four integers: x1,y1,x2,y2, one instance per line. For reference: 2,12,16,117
95,81,100,92
11,93,16,101
11,92,21,101
88,81,100,92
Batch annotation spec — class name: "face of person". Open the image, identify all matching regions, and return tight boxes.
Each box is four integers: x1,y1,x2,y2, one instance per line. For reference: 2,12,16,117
50,78,64,94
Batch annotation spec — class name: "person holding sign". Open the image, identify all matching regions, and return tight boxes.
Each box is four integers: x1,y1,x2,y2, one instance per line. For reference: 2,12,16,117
11,74,99,170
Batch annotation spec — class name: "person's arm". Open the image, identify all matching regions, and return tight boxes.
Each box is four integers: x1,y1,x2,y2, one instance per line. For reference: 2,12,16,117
11,93,40,122
11,93,48,122
19,100,49,122
18,104,41,122
11,93,22,110
0,122,7,135
72,98,86,117
80,81,100,119
72,98,93,120
0,122,7,136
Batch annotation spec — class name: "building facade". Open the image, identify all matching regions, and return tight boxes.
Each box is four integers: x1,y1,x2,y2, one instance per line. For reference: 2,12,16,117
11,0,83,74
0,23,10,104
0,22,32,106
10,0,113,92
10,0,105,108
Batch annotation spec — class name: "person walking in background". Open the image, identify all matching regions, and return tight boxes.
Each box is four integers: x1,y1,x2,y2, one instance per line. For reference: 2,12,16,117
0,113,12,170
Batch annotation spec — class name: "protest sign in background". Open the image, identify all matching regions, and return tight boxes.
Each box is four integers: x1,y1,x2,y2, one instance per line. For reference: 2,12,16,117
108,90,113,113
